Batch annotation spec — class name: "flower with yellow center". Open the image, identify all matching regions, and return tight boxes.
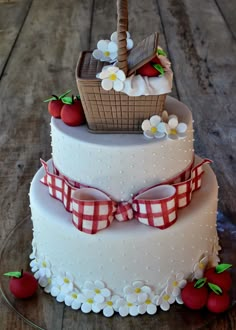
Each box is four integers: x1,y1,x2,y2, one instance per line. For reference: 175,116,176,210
157,289,175,311
65,289,81,310
166,114,187,140
99,66,126,92
92,39,118,63
83,280,111,304
167,272,187,297
141,115,167,139
193,255,209,279
124,281,152,304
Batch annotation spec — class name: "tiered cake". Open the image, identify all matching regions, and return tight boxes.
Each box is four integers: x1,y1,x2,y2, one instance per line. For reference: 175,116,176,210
29,0,220,317
29,95,220,316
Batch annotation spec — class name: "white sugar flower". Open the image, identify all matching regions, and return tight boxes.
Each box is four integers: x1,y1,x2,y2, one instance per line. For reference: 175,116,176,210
96,295,120,317
77,293,102,313
82,280,111,303
138,292,158,315
110,31,134,50
123,281,152,304
92,40,118,63
175,293,184,304
98,66,126,92
38,276,54,293
157,289,175,311
141,115,167,139
65,289,81,310
51,282,66,302
33,257,52,279
166,272,187,297
54,272,74,294
30,257,40,273
166,114,187,140
193,255,209,279
116,297,139,317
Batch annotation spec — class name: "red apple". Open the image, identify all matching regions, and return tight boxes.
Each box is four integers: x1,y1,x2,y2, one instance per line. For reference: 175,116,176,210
4,270,38,299
205,264,232,292
137,62,160,77
207,291,230,313
151,55,162,65
44,90,71,118
47,99,63,118
181,280,208,310
61,96,86,126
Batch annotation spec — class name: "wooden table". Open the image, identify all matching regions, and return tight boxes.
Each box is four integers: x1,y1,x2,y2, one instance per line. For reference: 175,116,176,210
0,0,235,329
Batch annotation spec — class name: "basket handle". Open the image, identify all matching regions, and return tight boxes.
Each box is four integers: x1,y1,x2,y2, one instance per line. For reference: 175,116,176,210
117,0,128,75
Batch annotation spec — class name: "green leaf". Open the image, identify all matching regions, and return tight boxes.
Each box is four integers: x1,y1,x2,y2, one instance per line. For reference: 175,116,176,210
194,278,207,288
216,263,232,274
208,282,222,295
4,271,22,278
76,95,81,100
157,48,167,57
43,96,58,103
61,96,73,105
153,64,165,75
59,90,72,100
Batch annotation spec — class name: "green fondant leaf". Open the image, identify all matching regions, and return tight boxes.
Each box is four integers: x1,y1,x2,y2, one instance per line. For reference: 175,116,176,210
59,90,72,100
43,96,58,103
76,95,81,100
157,48,167,57
194,278,207,288
61,96,73,105
208,282,222,295
4,271,21,278
216,263,232,274
152,64,165,75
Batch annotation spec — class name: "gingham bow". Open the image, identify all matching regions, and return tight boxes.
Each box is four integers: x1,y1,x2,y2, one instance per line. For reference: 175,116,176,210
40,158,211,234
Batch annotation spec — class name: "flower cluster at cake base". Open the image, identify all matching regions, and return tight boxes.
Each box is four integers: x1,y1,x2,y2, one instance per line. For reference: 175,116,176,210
29,240,221,317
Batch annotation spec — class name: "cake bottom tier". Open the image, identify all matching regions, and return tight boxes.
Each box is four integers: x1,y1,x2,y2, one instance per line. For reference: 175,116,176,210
29,155,220,314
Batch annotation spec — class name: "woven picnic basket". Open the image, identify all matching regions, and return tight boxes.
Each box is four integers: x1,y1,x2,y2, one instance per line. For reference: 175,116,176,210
76,0,167,133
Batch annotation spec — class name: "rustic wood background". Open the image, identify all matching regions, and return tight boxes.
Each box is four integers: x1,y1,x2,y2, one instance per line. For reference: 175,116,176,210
0,0,235,329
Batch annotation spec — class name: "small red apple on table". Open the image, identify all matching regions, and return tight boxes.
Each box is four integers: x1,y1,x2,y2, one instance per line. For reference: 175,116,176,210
61,95,86,126
181,278,208,310
44,90,71,118
206,283,231,313
204,263,232,292
4,270,38,299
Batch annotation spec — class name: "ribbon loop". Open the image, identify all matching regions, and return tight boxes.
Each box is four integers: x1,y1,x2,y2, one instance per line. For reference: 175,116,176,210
133,185,177,229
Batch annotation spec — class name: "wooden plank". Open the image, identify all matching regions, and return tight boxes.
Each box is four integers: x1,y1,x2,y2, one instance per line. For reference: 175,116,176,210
215,0,236,39
0,0,93,328
0,0,32,78
157,0,236,217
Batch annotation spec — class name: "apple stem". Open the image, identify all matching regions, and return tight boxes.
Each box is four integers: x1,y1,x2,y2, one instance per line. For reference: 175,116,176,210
20,269,23,278
71,95,74,104
51,94,58,100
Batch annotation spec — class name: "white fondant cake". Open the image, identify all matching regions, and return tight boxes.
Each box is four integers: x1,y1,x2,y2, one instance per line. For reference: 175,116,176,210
51,97,193,201
29,97,220,317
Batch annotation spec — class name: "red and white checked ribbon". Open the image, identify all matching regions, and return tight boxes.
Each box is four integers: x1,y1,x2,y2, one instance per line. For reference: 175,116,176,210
40,158,211,234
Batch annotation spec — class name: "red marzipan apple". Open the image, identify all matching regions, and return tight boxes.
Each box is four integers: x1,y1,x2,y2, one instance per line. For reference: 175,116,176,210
61,98,86,126
207,291,230,313
44,90,71,118
181,281,208,310
137,62,160,77
4,270,38,299
205,267,232,292
150,55,162,65
48,99,63,118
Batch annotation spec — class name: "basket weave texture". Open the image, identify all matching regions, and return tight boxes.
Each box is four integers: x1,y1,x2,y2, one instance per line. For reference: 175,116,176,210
76,0,167,133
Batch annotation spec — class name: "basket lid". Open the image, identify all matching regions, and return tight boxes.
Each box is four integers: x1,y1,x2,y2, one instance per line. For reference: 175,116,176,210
127,32,159,77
